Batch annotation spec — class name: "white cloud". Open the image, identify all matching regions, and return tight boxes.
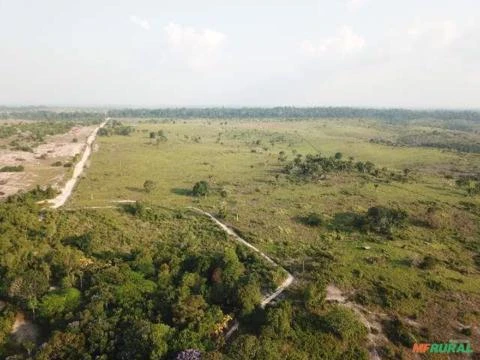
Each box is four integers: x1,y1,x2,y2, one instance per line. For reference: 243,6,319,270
377,19,460,59
130,15,150,30
407,20,458,49
164,22,226,70
301,26,365,57
346,0,368,12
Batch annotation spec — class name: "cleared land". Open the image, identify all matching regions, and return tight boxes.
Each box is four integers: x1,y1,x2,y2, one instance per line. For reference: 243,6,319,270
0,122,98,198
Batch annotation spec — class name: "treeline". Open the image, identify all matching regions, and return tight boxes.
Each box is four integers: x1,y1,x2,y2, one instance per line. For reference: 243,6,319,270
370,131,480,154
108,107,480,122
0,110,104,122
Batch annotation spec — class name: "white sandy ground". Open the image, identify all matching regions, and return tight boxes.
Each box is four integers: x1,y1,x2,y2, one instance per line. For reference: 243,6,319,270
0,124,97,197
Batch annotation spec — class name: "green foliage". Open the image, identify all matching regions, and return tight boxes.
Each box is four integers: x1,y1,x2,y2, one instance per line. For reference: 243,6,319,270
107,107,480,123
419,255,439,270
150,323,173,360
304,281,326,313
0,165,24,172
0,193,281,358
284,153,377,180
98,120,134,136
236,280,261,315
192,180,209,197
365,206,408,235
228,335,260,359
323,307,368,343
303,212,324,227
384,318,417,347
39,288,81,320
0,306,15,351
262,302,292,337
456,176,480,196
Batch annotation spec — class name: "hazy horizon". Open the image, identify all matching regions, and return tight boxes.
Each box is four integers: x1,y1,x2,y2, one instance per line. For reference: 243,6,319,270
1,0,479,108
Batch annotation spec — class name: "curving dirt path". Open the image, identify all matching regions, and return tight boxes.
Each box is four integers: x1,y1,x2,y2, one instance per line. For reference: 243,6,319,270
46,118,108,209
188,207,294,339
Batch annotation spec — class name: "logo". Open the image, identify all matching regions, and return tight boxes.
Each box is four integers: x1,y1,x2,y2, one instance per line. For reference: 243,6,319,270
412,340,473,354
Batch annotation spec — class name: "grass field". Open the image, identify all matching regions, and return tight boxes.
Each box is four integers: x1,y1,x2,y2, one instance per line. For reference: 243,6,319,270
66,118,480,357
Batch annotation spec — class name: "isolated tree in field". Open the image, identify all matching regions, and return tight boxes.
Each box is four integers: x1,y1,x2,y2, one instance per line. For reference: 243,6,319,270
143,180,157,193
149,132,156,139
192,181,209,197
278,151,288,162
334,152,343,160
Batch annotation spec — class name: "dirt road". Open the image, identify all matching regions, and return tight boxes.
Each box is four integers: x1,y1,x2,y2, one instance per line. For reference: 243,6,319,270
47,119,108,208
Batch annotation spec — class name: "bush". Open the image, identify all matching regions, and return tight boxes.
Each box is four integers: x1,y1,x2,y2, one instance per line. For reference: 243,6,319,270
192,181,209,197
323,307,367,343
365,206,408,235
304,281,326,313
304,212,323,227
0,165,24,172
419,255,439,270
143,180,157,193
384,318,417,347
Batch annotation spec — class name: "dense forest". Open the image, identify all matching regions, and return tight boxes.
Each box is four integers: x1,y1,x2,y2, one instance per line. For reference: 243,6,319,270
0,191,370,360
0,110,104,122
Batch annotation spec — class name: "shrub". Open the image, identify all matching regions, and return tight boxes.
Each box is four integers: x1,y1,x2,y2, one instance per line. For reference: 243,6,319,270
304,212,323,227
323,307,367,343
0,165,24,172
419,255,439,270
384,318,417,347
365,206,408,235
143,180,157,193
192,181,209,197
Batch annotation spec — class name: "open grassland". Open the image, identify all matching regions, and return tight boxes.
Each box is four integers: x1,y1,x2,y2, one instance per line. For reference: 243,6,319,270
68,118,480,357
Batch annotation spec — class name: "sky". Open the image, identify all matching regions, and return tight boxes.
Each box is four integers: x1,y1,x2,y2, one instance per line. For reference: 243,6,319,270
0,0,479,108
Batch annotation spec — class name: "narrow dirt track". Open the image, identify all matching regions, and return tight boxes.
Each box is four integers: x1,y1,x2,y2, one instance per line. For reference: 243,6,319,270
47,118,108,209
188,207,294,339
